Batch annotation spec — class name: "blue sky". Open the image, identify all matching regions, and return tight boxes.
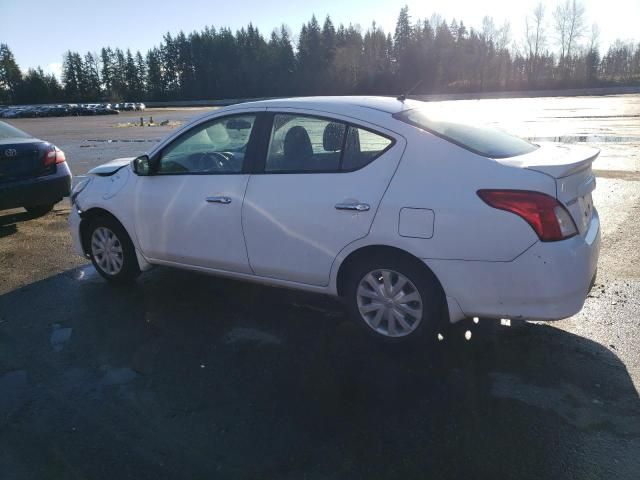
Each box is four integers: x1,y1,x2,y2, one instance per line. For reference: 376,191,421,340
2,0,639,77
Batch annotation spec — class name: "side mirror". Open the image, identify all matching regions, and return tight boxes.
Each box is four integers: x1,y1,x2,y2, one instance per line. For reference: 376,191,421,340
133,155,154,176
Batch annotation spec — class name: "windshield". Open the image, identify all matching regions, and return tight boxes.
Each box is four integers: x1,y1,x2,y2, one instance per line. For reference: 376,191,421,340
0,121,30,141
394,108,538,158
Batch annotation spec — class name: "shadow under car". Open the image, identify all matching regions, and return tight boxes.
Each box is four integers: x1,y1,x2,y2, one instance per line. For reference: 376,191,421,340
0,265,638,479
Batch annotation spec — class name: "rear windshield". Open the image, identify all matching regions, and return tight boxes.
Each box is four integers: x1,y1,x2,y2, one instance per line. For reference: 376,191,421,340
0,121,30,140
394,109,538,158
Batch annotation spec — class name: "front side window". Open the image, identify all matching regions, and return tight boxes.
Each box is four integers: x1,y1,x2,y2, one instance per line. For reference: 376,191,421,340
158,115,256,174
265,114,393,173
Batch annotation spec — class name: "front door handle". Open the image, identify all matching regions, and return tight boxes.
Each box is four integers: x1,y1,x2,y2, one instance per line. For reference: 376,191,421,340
335,202,370,212
206,196,231,204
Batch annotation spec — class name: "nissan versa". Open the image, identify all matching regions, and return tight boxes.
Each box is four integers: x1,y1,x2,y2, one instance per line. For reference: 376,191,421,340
68,97,600,342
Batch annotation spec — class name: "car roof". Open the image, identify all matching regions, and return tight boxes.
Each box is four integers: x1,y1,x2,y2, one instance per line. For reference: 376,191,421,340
152,96,426,157
235,96,424,116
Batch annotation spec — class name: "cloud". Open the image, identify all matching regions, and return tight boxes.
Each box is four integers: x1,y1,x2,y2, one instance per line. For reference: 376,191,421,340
46,62,63,79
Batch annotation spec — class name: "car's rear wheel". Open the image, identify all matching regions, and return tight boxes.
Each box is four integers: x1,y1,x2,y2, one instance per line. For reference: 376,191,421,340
86,216,140,283
344,254,444,343
25,203,55,216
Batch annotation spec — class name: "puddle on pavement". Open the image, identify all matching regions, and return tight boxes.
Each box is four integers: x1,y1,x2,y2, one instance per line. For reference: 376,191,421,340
0,370,28,415
50,324,73,352
292,302,343,317
490,371,640,435
100,366,138,386
528,135,640,143
74,266,103,283
223,327,283,346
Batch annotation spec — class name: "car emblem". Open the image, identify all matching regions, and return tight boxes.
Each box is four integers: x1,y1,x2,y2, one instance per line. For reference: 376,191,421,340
4,148,17,157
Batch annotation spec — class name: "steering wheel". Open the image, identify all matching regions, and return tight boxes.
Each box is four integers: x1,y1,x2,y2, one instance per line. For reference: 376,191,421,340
190,151,234,172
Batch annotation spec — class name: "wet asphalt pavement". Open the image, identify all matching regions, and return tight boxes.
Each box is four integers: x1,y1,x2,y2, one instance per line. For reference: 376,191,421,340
1,96,640,479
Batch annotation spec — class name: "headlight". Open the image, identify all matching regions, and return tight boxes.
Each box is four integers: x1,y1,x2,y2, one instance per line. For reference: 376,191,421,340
71,176,92,203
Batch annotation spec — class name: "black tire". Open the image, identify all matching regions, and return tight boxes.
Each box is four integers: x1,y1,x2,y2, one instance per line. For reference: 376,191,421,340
343,252,446,344
25,203,55,216
85,215,140,283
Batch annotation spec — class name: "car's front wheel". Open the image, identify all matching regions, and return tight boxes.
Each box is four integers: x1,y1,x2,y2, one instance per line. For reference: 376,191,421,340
86,216,140,283
344,253,445,343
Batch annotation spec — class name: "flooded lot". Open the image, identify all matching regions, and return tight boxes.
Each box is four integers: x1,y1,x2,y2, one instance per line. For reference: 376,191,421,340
1,95,640,479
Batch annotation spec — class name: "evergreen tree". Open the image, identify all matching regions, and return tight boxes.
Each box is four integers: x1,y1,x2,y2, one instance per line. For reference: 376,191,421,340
320,16,337,92
297,15,323,94
62,51,80,101
145,48,164,100
393,6,415,89
17,68,50,103
362,22,392,93
124,49,139,99
135,51,147,98
100,47,115,98
4,6,640,104
84,52,102,99
0,43,23,102
112,48,127,99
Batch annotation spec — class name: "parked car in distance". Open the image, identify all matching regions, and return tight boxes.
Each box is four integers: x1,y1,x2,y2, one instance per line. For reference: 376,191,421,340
0,102,128,119
0,121,71,215
68,96,600,343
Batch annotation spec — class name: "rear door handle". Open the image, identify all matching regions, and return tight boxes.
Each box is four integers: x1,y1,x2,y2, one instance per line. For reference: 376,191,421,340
335,202,370,212
206,196,231,204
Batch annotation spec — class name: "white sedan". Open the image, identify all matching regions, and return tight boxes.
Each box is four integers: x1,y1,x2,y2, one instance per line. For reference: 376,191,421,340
69,96,600,342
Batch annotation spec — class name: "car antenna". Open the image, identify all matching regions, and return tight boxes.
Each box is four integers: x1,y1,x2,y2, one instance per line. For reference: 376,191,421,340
397,79,424,102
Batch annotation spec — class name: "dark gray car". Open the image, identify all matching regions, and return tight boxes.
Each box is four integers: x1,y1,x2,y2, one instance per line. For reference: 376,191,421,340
0,121,71,215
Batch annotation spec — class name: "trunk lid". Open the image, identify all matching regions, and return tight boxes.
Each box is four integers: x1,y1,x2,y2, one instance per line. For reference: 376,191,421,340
0,139,49,183
497,143,599,236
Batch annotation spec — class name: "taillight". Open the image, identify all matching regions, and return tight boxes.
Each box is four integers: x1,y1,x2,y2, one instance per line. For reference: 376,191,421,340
43,146,66,166
55,147,66,164
477,189,578,241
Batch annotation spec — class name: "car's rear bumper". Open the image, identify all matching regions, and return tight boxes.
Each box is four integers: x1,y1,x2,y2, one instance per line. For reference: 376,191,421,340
429,208,601,322
0,162,72,210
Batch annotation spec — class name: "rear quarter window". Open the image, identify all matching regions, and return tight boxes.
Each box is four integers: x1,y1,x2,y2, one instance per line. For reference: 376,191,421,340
342,127,393,171
394,109,537,158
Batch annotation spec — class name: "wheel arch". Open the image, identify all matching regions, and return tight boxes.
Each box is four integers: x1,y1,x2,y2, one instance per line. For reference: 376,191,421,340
79,207,130,255
335,244,446,301
79,207,152,272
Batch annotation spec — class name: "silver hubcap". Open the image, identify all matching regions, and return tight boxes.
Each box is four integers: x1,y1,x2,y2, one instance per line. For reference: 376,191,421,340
356,269,423,338
91,227,123,275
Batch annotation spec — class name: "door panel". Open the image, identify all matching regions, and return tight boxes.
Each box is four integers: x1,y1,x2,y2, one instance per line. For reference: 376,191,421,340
242,115,405,286
133,113,260,273
134,175,251,272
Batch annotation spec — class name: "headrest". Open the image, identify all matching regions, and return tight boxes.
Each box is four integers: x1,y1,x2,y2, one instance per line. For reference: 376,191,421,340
323,122,345,151
283,126,313,160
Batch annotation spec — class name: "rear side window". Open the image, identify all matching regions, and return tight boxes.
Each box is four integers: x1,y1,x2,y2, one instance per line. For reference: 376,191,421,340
265,113,394,173
394,109,537,158
266,114,345,172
